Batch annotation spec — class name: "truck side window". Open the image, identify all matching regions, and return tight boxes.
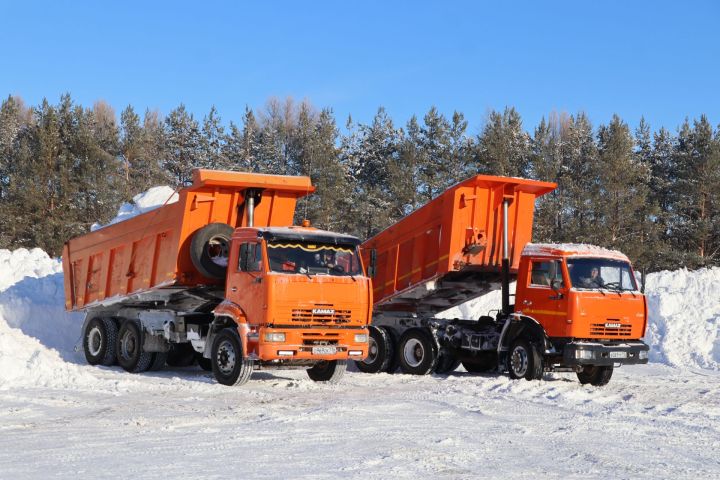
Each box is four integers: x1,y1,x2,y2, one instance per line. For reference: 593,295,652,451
530,260,563,287
238,243,262,272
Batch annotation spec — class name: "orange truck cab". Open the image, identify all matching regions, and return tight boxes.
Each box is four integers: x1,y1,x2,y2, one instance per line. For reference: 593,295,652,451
356,174,648,386
63,169,370,386
514,244,648,376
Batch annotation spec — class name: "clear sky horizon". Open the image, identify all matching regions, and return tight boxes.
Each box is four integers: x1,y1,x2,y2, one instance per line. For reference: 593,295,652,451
2,0,718,135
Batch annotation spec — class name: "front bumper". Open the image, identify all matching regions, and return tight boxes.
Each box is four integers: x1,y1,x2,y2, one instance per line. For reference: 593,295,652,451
255,327,369,361
562,341,649,366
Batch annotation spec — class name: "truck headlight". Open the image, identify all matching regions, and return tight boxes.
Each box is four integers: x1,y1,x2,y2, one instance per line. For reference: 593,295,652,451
264,332,286,342
354,334,368,343
639,350,648,360
575,350,594,360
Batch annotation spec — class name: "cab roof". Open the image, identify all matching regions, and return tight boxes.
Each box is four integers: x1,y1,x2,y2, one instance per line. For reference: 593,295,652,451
254,226,362,246
522,243,630,262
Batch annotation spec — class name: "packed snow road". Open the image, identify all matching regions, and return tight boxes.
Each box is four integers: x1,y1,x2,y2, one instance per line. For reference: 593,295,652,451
0,363,718,479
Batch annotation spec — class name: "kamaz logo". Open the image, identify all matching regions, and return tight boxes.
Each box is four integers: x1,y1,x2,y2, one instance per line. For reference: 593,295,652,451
312,308,335,315
605,322,622,328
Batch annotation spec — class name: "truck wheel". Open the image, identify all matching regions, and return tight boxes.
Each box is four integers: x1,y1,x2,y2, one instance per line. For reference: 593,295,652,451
166,343,196,367
116,321,153,373
434,349,461,374
355,326,393,374
461,352,498,373
577,365,613,386
211,328,253,386
382,327,400,373
190,223,234,280
83,317,118,366
307,360,347,383
507,338,543,381
398,328,438,375
196,353,213,372
148,352,167,371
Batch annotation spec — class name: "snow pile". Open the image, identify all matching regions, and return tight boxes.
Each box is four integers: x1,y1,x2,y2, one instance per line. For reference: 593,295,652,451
0,248,89,388
91,185,178,231
644,267,720,369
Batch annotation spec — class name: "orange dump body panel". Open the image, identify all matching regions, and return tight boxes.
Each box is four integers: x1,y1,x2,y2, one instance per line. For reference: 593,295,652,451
62,169,315,311
362,175,555,314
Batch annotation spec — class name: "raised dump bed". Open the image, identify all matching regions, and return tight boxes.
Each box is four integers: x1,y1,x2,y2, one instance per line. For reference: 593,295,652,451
62,169,314,311
361,175,555,314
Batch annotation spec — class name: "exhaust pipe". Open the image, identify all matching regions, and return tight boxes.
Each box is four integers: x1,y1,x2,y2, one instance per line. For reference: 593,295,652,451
501,198,511,315
246,189,256,227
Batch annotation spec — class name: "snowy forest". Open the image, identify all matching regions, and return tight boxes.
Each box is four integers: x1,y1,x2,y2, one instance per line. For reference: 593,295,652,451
0,93,718,274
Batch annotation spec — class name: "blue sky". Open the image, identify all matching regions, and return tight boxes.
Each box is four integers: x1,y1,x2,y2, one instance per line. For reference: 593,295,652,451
2,1,718,134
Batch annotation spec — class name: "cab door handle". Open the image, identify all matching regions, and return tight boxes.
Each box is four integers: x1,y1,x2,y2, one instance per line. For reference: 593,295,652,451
549,294,564,300
231,287,238,292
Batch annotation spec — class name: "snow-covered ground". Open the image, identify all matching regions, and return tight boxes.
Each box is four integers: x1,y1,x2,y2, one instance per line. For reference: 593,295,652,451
1,182,720,480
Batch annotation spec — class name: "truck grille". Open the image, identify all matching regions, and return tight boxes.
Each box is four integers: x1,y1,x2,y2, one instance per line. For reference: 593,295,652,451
302,332,340,345
291,305,352,325
590,322,632,337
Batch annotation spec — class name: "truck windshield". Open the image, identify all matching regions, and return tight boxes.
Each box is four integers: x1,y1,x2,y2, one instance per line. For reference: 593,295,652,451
567,258,638,291
266,241,362,276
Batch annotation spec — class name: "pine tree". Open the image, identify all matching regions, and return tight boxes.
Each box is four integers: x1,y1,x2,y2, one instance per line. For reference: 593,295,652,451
474,107,530,177
341,108,401,238
200,106,225,170
164,104,201,185
672,116,720,267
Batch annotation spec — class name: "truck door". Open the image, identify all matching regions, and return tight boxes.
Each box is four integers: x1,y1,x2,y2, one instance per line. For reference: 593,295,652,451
520,258,568,337
226,241,265,324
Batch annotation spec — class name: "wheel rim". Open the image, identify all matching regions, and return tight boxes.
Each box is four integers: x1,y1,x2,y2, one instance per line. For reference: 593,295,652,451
119,329,137,360
403,338,424,368
87,326,103,356
206,236,229,266
510,345,528,377
363,337,379,365
216,339,237,375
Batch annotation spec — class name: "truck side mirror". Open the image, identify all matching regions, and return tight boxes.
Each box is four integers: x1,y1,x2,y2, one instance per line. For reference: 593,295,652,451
550,279,562,291
368,249,377,278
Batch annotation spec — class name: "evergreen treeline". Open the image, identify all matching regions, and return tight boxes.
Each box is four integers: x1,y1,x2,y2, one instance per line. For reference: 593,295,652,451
1,94,719,274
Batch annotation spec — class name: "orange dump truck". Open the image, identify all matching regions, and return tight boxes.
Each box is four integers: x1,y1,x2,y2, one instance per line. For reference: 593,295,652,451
357,174,648,385
63,169,371,386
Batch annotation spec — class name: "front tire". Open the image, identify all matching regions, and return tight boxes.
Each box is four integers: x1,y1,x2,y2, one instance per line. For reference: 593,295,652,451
307,360,347,383
577,365,613,386
83,317,118,366
211,328,253,386
398,328,438,375
355,326,393,374
116,320,153,373
507,338,543,381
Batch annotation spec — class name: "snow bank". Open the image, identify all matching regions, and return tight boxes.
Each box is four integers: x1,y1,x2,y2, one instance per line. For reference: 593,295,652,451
644,267,720,369
0,248,89,388
91,185,177,231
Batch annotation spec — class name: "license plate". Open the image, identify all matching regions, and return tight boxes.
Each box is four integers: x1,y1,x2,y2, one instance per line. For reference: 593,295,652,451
609,351,627,359
312,346,337,355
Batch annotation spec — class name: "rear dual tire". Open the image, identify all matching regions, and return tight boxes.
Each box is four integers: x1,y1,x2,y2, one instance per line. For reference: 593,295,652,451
356,326,394,374
398,328,438,375
83,317,118,366
117,320,153,373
